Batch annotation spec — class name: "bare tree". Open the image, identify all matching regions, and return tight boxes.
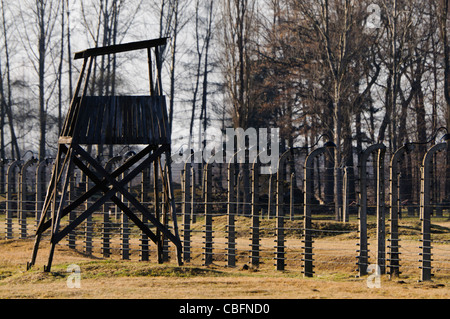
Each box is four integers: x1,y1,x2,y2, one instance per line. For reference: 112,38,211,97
15,0,61,160
0,0,20,160
291,0,373,220
188,0,215,152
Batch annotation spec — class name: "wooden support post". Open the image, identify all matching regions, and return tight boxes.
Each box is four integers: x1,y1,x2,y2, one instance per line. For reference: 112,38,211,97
35,159,51,229
45,145,76,272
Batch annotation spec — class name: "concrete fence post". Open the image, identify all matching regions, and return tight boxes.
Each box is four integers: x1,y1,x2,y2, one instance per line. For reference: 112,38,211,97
419,142,446,281
182,156,192,262
6,160,22,239
357,144,385,276
227,158,236,267
388,143,414,278
203,157,213,266
140,166,150,262
250,155,261,267
303,147,328,277
19,158,37,239
376,147,387,274
84,167,93,256
67,172,77,250
290,173,295,221
275,151,289,271
343,167,349,223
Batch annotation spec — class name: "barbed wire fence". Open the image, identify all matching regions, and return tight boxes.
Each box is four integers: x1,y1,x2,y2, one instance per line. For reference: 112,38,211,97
0,142,449,281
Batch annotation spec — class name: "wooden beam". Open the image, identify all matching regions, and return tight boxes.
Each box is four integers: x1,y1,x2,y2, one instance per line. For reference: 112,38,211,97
74,38,168,60
73,145,182,250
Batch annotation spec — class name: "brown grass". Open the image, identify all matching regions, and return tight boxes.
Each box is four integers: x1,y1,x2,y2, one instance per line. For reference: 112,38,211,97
0,228,449,299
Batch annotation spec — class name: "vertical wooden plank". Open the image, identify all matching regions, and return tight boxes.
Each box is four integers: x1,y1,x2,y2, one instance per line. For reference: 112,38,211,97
116,97,123,143
99,97,110,146
147,47,155,96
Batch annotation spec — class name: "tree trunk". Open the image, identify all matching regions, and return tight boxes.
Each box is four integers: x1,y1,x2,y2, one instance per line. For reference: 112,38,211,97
38,1,46,161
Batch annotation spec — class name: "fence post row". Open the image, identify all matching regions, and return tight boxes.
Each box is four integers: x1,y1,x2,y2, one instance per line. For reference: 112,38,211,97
2,139,450,281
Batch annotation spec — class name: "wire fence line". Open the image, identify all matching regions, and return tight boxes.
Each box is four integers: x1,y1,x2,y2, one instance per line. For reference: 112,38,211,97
0,142,449,281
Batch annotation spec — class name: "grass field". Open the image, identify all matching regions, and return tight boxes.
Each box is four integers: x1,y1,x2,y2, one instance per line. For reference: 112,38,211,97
0,216,449,299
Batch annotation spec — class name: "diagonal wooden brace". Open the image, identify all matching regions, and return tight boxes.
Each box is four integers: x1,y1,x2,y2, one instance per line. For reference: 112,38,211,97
72,144,183,258
37,144,161,234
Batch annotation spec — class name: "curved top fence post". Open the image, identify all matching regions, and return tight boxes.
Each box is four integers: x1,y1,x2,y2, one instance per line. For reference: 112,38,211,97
6,160,23,239
420,142,447,281
303,145,334,277
357,143,386,277
388,143,414,278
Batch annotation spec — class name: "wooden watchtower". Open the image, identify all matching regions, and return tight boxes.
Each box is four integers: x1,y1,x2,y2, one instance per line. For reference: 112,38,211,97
27,38,183,272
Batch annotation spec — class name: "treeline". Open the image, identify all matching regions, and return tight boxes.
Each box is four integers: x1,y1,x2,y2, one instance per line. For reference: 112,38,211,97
220,0,450,150
218,0,450,216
